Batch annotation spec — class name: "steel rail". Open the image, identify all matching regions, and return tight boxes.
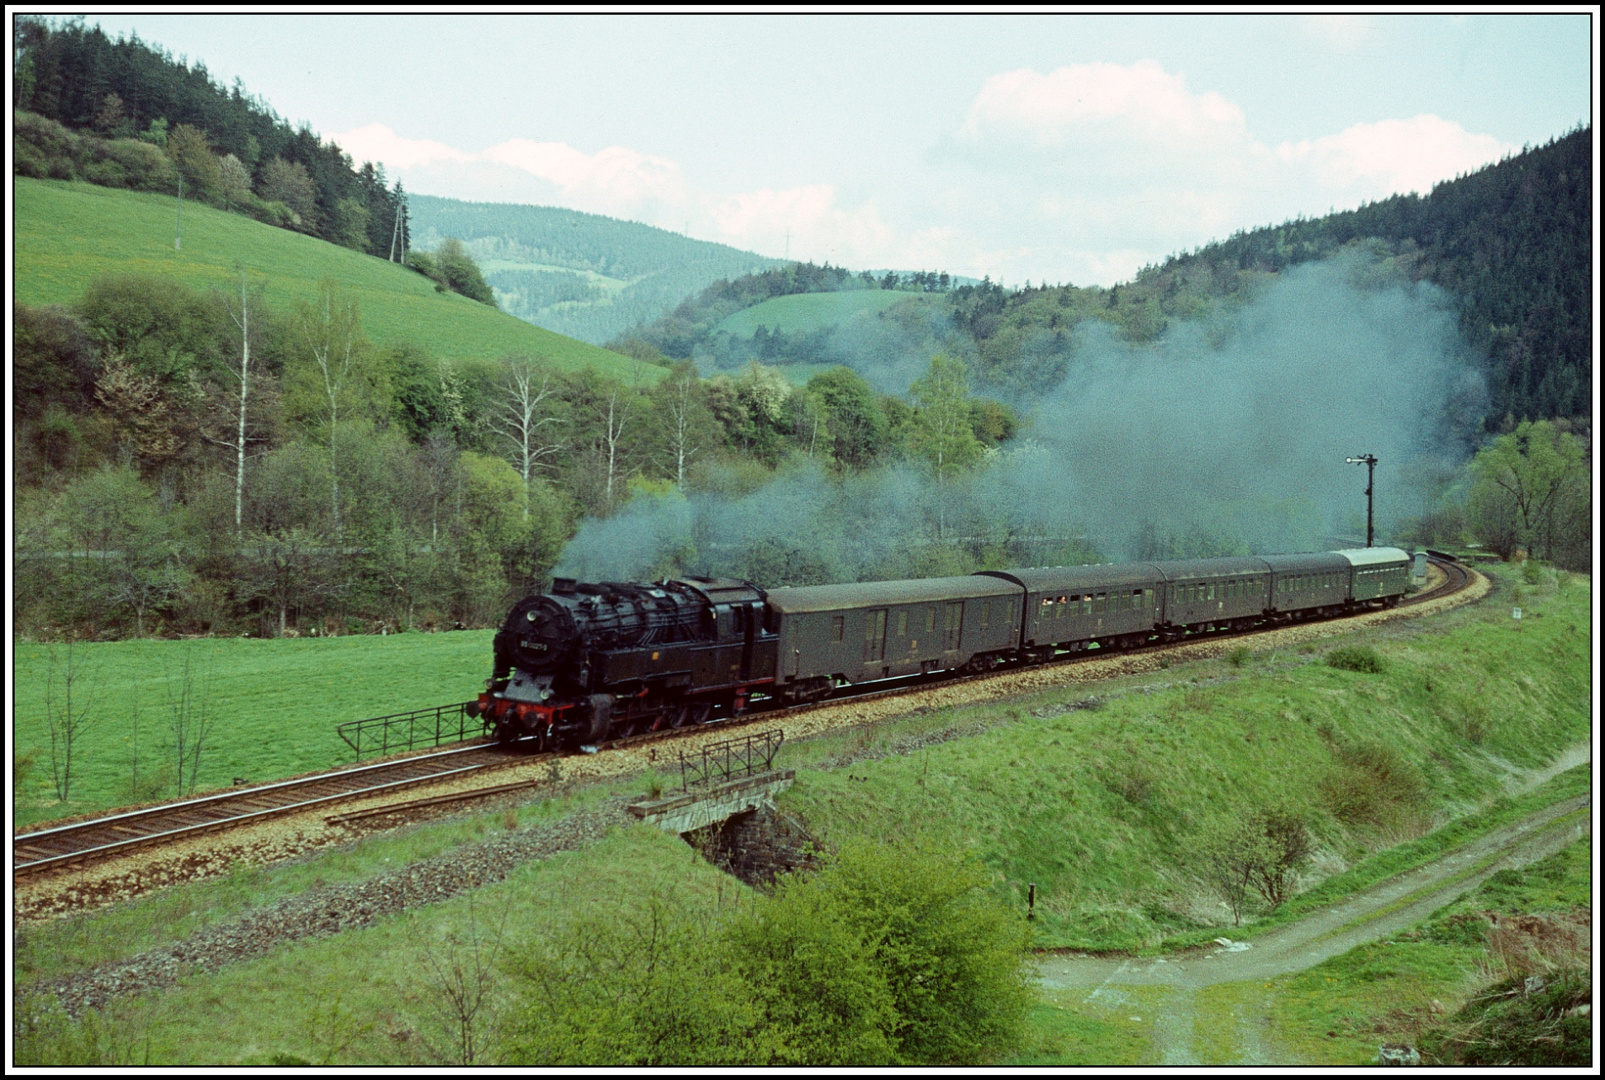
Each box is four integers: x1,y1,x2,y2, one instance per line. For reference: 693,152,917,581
15,557,1473,877
13,740,535,875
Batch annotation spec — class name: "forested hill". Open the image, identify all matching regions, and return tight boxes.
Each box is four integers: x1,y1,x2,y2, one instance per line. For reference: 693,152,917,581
408,194,781,346
623,129,1591,428
1163,126,1591,425
14,16,412,262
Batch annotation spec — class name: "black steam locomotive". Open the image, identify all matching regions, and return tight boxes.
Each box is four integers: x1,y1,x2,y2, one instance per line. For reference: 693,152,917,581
471,548,1413,748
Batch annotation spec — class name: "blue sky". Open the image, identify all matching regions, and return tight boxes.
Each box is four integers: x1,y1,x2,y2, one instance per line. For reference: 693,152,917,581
67,12,1595,285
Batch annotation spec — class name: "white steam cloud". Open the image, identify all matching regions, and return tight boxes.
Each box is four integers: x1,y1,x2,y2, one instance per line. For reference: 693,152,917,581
554,254,1484,586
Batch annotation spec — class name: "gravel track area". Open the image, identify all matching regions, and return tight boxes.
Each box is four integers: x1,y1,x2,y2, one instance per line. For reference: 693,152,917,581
14,568,1488,924
25,801,632,1016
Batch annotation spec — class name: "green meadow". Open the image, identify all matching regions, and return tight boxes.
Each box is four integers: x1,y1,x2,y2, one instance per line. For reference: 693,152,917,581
13,630,494,828
12,178,658,380
715,289,938,337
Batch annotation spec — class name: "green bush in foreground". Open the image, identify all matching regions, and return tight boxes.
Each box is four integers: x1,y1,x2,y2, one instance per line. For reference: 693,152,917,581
496,839,1030,1066
1326,644,1387,673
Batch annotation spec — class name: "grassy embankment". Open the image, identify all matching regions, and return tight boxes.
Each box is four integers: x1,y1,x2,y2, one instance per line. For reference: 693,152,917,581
12,568,1590,1063
14,818,742,1066
776,567,1588,952
12,177,658,379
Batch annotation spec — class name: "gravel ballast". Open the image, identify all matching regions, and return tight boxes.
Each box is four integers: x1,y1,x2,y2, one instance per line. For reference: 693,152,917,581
25,801,632,1016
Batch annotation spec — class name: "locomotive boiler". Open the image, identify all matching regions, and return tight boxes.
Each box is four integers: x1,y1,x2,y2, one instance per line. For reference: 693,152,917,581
472,575,776,747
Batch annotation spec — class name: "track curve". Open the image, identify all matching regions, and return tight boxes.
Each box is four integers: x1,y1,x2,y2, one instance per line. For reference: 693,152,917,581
14,556,1477,878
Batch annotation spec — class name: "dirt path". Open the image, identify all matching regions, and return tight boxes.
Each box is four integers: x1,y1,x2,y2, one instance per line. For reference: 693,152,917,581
1034,740,1592,1063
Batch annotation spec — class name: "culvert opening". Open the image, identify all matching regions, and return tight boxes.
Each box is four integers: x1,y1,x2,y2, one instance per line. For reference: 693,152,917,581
682,806,820,888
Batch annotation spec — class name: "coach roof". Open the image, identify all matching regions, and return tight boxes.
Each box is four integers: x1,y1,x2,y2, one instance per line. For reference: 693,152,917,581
976,564,1165,592
766,575,1019,614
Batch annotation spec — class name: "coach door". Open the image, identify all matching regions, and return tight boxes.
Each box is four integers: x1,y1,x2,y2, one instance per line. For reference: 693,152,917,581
863,609,887,664
943,601,963,652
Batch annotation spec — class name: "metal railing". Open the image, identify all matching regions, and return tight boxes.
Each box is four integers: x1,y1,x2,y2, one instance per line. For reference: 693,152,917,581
680,729,784,792
337,701,478,760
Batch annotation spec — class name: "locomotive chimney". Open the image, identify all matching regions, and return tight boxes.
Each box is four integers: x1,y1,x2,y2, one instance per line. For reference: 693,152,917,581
552,577,577,595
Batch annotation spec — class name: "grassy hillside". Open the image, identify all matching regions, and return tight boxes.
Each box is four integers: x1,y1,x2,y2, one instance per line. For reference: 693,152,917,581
13,178,659,380
409,193,780,345
715,289,937,337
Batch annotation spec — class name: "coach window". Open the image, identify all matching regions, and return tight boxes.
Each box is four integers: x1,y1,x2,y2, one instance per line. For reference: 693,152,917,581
1144,588,1154,606
927,607,937,633
1007,599,1017,623
896,610,908,637
1094,593,1106,614
981,601,991,629
831,616,844,642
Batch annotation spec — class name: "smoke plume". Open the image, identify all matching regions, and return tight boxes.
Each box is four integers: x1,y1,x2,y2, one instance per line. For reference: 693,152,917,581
555,254,1485,585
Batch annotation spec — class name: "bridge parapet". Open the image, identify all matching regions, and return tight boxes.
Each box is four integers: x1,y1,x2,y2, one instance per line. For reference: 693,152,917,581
628,769,796,833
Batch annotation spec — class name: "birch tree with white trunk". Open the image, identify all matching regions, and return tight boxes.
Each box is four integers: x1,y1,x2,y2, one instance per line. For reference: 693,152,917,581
492,358,565,518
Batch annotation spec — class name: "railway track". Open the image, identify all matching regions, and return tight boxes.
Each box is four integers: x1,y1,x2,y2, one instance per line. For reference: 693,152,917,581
12,741,527,877
14,556,1476,879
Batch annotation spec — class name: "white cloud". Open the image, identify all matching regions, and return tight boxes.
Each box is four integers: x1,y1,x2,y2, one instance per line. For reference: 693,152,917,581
331,123,894,267
333,64,1517,290
480,139,686,208
1275,115,1511,196
941,62,1516,284
328,123,469,170
960,61,1249,150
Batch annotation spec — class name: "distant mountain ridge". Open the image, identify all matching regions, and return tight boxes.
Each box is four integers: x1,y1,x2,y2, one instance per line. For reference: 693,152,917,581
407,194,783,345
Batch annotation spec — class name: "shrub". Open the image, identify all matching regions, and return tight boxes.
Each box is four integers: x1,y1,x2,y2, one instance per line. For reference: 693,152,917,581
13,110,81,179
499,898,770,1066
496,840,1030,1066
91,138,177,191
1319,741,1425,828
1326,644,1386,673
796,838,1031,1064
1196,807,1313,924
1226,645,1251,668
406,250,442,282
435,238,497,307
724,873,899,1065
